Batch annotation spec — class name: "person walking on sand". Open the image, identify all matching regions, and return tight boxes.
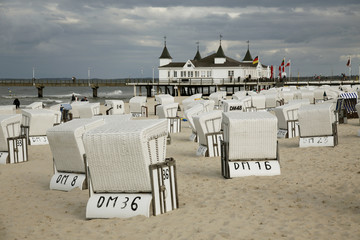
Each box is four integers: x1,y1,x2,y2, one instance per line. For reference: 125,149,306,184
13,98,20,109
71,94,76,102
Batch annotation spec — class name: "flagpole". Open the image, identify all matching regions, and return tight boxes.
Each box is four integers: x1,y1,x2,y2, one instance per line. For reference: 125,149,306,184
349,56,351,80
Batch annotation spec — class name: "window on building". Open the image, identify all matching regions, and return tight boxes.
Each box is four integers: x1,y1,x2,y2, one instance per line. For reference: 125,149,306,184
195,71,199,77
207,71,212,77
201,71,205,77
174,71,177,77
228,70,234,76
187,63,192,67
188,71,193,77
168,71,171,77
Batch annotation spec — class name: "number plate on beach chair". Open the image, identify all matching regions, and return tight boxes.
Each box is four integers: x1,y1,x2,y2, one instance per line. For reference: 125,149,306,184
50,172,86,191
149,158,178,216
299,136,334,147
228,160,281,177
29,136,49,145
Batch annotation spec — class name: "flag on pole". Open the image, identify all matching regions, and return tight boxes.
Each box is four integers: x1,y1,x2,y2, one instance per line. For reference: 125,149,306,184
252,56,259,64
346,57,351,67
270,65,273,79
280,58,285,66
285,60,291,67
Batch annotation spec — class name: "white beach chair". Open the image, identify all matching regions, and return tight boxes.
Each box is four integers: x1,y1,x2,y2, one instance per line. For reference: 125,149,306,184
104,100,125,115
129,96,148,117
0,105,16,115
274,101,310,138
0,114,28,164
21,109,59,145
300,89,315,104
251,94,266,110
83,119,178,219
47,118,105,191
157,103,180,134
356,103,360,124
193,110,223,157
184,104,205,141
92,114,132,123
263,94,278,109
181,94,202,110
209,91,226,108
221,111,280,178
77,103,101,118
183,99,215,112
298,103,338,147
154,94,175,115
25,102,43,109
70,101,89,118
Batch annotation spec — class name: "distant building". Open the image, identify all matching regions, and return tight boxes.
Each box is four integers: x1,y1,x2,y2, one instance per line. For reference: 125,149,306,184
158,39,270,83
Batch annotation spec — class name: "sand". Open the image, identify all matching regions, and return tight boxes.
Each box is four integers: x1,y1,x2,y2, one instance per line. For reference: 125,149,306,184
1,97,360,240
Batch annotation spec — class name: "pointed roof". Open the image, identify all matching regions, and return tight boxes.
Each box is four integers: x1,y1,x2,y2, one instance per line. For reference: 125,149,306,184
215,45,226,58
193,50,202,61
242,49,253,62
159,45,172,59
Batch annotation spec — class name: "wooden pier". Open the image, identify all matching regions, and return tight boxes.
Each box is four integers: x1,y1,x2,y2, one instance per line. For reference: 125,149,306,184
0,77,359,98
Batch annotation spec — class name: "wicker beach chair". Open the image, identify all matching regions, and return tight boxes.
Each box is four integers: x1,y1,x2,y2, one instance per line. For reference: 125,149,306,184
77,103,101,118
70,101,89,118
221,99,245,112
274,101,310,138
193,110,223,157
83,119,178,218
157,103,180,134
104,100,125,115
47,118,105,191
251,94,266,110
182,94,202,110
298,103,338,147
221,111,280,178
21,109,60,145
129,96,147,117
0,114,27,164
0,105,16,115
183,99,215,112
25,101,43,109
209,91,226,108
184,104,205,141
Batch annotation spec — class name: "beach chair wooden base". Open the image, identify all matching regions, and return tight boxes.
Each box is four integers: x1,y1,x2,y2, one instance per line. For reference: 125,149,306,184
196,132,223,157
299,123,338,148
50,166,87,191
168,117,181,133
221,141,280,179
86,158,178,219
0,136,28,164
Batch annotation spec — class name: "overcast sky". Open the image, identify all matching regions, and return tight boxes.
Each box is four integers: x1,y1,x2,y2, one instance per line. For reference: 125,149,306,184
0,0,359,79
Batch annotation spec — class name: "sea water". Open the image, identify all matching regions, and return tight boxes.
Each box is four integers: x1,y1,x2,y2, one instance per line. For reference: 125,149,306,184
0,85,135,107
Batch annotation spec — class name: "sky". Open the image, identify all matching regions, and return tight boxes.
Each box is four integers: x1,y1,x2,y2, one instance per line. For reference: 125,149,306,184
0,0,359,79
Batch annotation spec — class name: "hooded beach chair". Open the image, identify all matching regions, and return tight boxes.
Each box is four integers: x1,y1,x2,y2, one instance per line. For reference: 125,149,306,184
25,101,43,109
339,92,358,119
83,119,178,218
104,100,125,115
157,103,180,133
221,111,280,178
21,109,60,145
184,104,205,141
129,96,148,117
298,103,338,147
274,101,310,138
209,91,226,108
181,94,202,110
47,118,105,191
193,110,223,157
0,114,27,164
70,101,89,118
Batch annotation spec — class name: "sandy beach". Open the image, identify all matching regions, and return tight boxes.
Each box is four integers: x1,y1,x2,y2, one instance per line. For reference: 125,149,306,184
1,96,360,240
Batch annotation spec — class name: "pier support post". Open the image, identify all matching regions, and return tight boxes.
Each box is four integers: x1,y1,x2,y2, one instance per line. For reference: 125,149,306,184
91,86,99,98
36,85,44,98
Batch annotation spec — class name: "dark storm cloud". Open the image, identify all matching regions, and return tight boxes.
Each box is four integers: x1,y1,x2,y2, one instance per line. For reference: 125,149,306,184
0,0,359,78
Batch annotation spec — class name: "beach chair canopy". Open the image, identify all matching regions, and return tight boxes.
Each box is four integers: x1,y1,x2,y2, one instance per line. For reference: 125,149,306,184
193,110,222,146
0,114,22,151
83,119,168,193
25,102,43,109
21,109,58,136
47,118,105,173
129,96,147,113
339,92,358,114
222,111,277,160
298,103,336,137
70,101,89,118
155,94,174,105
157,103,179,119
104,100,125,115
274,102,310,129
184,104,205,132
77,103,100,118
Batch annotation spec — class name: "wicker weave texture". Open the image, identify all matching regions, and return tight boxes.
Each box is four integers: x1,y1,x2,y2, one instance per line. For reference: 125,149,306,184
70,102,89,118
155,94,174,105
298,103,335,137
0,114,21,151
193,110,222,145
47,118,105,173
274,102,306,129
157,103,178,118
129,96,147,113
184,104,204,132
83,119,168,193
222,111,277,160
21,109,57,136
251,95,266,110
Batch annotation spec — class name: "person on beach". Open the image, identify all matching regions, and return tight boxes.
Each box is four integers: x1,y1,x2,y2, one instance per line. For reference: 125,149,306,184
81,96,88,101
71,94,76,102
13,98,20,109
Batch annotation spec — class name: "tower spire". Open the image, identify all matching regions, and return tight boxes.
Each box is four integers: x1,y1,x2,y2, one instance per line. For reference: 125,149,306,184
164,36,167,47
220,34,223,45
